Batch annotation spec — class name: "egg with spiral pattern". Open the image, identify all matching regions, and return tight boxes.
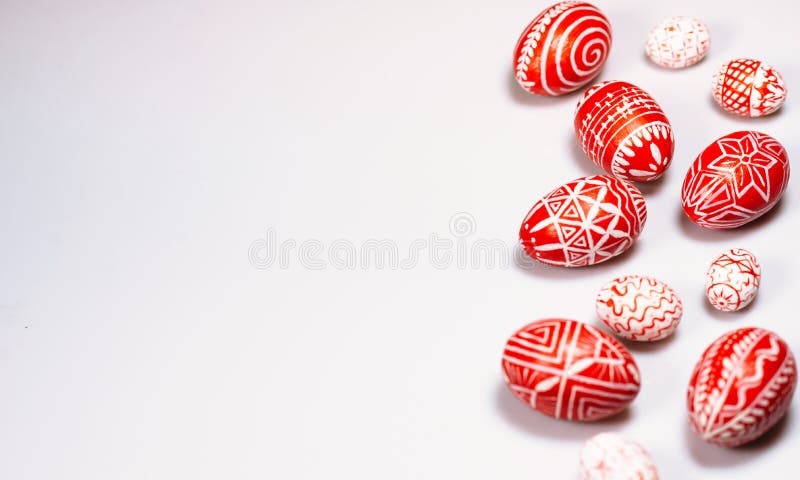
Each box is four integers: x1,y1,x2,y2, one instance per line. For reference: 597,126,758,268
513,1,611,96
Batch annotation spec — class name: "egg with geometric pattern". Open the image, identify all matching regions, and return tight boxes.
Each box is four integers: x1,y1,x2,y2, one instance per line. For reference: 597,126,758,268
519,175,647,267
646,16,710,69
502,318,641,422
681,131,789,229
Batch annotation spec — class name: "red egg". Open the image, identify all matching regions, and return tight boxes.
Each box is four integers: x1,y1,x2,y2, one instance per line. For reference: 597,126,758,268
681,131,789,229
519,175,647,267
687,327,797,447
713,58,786,117
502,318,641,421
575,80,675,182
513,1,612,96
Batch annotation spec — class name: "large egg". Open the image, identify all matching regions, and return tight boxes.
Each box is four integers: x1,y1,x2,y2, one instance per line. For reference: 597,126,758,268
687,327,797,447
596,275,682,342
705,248,761,312
580,433,659,480
713,58,786,117
502,318,641,421
519,175,647,267
575,81,675,182
681,131,789,229
513,1,611,96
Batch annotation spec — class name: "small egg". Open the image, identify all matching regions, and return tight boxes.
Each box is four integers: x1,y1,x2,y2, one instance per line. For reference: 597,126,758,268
705,248,761,312
580,432,659,480
712,58,786,117
646,17,710,69
596,275,682,341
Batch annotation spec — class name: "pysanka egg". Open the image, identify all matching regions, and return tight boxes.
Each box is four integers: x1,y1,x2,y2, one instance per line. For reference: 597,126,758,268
580,433,659,480
687,327,797,447
712,59,786,117
681,131,789,229
513,1,611,96
519,175,647,267
596,275,682,342
502,319,641,421
575,81,675,182
705,248,761,312
646,17,710,69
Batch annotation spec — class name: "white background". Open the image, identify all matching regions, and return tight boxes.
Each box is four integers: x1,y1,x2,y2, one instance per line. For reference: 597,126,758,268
0,0,797,478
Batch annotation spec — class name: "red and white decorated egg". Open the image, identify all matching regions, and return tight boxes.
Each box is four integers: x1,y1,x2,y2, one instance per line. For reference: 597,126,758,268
575,81,675,182
687,327,797,447
706,248,761,312
681,131,790,229
519,175,647,267
502,318,641,421
513,1,611,96
713,58,786,117
596,275,682,342
580,433,659,480
646,17,710,69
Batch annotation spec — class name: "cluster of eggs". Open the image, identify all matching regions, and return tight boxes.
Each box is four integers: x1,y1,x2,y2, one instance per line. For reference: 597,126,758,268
504,2,794,478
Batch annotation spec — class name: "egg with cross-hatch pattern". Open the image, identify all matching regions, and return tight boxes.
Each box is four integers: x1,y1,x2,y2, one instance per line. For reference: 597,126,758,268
712,58,786,117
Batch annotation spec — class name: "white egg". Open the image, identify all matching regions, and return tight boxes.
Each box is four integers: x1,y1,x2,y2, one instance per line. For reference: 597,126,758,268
580,432,659,480
646,17,710,69
596,275,682,342
705,248,761,312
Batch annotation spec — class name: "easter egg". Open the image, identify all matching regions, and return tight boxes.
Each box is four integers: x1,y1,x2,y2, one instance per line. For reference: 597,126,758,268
519,175,647,267
502,318,641,421
705,248,761,312
681,131,789,229
646,17,710,69
580,433,659,480
513,1,612,96
596,275,682,342
712,58,786,117
687,327,797,447
575,81,675,182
